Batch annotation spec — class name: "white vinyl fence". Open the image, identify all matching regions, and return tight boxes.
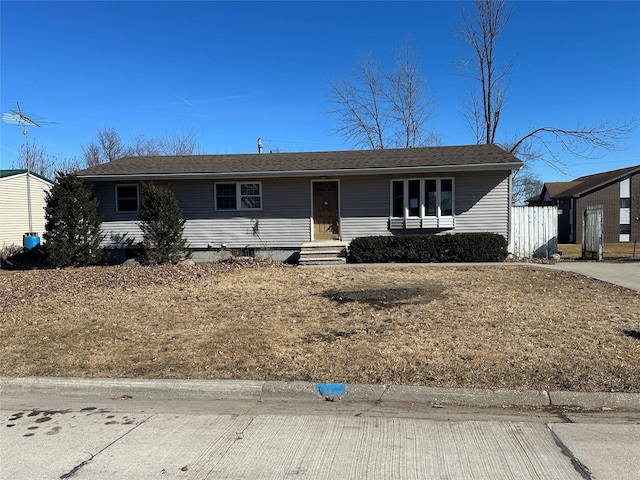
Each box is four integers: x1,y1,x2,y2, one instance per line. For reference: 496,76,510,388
509,206,558,258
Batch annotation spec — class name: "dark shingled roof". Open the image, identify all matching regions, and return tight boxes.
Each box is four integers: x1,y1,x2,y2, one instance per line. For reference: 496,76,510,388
540,164,640,199
76,144,522,180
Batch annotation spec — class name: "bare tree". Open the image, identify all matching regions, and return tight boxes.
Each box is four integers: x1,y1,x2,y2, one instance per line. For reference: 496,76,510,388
328,41,439,149
508,120,638,170
383,42,439,148
81,142,101,167
12,139,57,179
328,54,386,149
81,127,126,166
512,168,543,206
129,132,162,157
457,0,512,145
161,128,200,155
82,126,201,166
457,0,636,170
11,138,83,178
98,126,126,161
57,156,84,175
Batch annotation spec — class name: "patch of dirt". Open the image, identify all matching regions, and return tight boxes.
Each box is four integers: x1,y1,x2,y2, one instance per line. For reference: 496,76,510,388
1,263,639,393
323,285,445,308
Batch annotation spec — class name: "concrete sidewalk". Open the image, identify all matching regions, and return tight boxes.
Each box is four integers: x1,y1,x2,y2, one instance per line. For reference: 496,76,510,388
1,377,639,480
541,260,640,292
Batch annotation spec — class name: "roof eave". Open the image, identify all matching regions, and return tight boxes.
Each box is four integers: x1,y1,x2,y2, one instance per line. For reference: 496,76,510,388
569,167,640,198
77,162,523,181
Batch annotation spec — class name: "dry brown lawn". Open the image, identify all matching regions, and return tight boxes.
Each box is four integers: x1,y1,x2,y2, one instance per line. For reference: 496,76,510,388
1,261,639,393
559,243,639,259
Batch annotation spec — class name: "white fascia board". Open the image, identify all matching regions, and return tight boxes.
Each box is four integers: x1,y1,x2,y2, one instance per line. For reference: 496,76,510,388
77,162,523,181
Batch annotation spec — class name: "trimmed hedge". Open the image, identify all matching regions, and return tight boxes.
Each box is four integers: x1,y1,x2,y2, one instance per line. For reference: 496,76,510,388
347,233,508,263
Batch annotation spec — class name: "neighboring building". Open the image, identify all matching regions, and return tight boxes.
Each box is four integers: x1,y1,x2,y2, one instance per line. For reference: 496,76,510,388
527,165,640,243
76,144,523,262
0,169,54,249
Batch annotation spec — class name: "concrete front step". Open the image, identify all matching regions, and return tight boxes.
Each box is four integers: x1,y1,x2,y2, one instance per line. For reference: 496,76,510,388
300,241,348,249
300,248,346,255
299,241,348,266
298,257,347,266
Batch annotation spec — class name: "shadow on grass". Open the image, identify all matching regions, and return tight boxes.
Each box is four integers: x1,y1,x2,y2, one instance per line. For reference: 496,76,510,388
323,284,446,309
622,330,640,341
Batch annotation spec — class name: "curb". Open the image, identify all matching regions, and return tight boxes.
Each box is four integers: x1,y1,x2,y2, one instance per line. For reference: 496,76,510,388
2,377,639,411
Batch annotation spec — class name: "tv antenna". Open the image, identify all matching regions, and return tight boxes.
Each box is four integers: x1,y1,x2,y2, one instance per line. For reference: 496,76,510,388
2,102,56,235
3,102,56,163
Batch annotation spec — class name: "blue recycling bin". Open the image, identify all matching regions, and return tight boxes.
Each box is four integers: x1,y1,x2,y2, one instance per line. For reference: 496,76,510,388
23,234,41,251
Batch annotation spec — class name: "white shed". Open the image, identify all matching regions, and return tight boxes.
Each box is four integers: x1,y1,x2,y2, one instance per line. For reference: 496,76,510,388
0,169,54,249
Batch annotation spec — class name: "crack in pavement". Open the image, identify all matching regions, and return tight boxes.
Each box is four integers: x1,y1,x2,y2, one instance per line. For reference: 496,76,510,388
547,425,594,480
58,414,155,479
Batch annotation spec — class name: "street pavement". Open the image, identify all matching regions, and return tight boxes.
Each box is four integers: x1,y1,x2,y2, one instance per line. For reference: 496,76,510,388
1,377,639,479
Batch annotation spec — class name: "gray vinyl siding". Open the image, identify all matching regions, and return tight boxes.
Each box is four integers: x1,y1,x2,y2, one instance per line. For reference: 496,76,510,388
340,175,392,241
339,171,511,241
91,170,513,250
184,217,310,248
93,178,312,249
454,172,510,237
100,221,143,247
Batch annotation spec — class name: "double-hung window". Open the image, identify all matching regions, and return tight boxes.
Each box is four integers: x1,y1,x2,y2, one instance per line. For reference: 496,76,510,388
390,178,454,229
215,182,262,211
116,184,139,212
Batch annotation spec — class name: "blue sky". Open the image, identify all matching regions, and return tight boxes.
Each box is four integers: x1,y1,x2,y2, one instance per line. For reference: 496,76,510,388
1,1,638,183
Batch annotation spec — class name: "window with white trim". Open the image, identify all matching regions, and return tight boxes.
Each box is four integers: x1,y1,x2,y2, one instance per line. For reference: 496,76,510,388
215,182,262,210
390,178,454,228
116,184,139,212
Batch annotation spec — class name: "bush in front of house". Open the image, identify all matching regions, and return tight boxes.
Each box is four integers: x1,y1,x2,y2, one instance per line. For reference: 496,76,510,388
347,233,508,263
138,182,189,264
43,172,104,268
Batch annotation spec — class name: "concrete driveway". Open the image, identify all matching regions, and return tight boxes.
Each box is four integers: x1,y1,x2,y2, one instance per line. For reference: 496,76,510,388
541,261,640,292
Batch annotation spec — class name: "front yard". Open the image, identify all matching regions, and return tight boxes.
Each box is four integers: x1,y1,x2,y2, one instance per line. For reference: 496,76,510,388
1,262,638,392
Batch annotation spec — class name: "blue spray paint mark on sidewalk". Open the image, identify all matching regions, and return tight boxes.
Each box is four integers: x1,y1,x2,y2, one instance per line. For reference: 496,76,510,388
315,383,346,396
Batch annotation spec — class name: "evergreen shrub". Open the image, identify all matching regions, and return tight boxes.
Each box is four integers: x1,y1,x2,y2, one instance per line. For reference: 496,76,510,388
138,182,189,264
43,172,104,267
348,233,508,263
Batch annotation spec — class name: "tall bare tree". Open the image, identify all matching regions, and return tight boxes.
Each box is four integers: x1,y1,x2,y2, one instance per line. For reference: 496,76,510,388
384,42,439,148
328,40,439,149
457,0,512,145
328,54,386,149
12,140,57,179
457,0,636,171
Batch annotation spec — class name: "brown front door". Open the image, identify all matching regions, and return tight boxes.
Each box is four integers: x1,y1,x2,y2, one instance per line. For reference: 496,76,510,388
313,181,339,240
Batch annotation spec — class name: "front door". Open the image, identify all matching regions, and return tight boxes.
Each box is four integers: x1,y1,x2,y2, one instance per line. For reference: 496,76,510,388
313,181,339,240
